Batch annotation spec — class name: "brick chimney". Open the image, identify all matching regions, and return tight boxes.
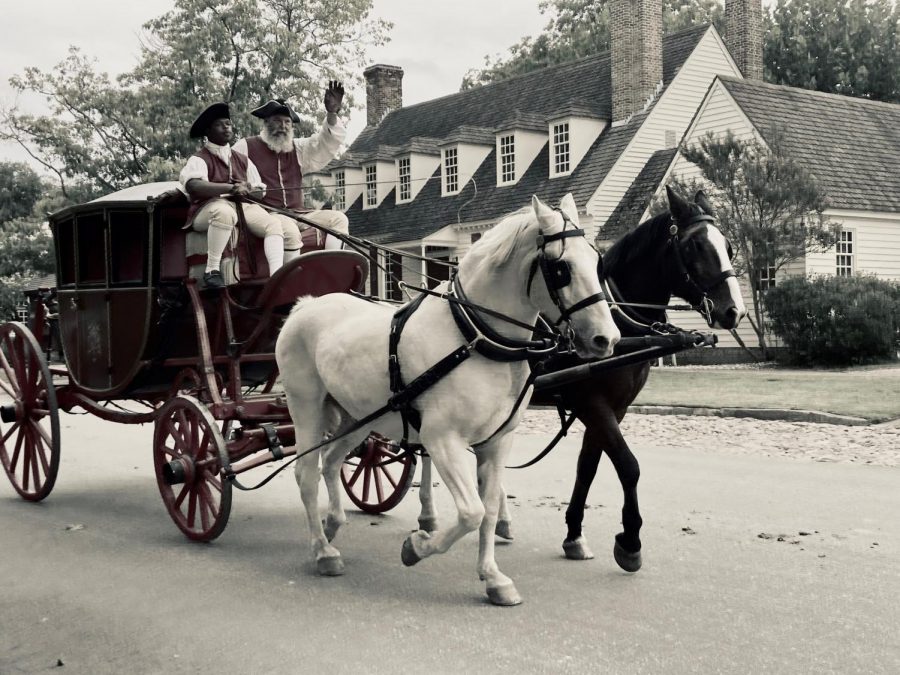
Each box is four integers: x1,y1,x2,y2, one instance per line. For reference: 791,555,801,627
364,64,403,127
610,0,662,124
725,0,764,80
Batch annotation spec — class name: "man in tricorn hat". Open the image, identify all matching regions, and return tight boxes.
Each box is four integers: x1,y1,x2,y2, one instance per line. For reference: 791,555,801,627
180,102,289,289
233,81,349,255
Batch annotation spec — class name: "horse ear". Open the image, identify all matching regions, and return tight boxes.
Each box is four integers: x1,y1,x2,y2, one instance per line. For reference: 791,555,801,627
531,194,555,225
559,193,580,226
666,185,691,224
694,190,717,218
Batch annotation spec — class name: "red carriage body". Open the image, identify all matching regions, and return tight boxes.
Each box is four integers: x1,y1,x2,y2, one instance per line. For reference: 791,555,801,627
0,183,414,540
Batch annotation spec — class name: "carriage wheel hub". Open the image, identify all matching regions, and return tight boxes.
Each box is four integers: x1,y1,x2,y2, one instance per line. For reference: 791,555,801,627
0,404,19,424
162,457,195,486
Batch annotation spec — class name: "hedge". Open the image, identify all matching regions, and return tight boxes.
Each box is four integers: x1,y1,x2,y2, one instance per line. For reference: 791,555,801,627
765,275,900,366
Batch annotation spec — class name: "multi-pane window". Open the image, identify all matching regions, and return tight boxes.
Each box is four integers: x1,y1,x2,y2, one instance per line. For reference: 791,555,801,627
552,123,570,174
333,171,345,210
365,165,377,207
836,230,854,276
499,134,515,183
756,264,777,290
384,251,403,301
398,157,411,201
443,147,458,194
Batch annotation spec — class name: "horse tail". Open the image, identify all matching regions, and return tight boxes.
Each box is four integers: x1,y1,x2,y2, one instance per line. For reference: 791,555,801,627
288,294,318,316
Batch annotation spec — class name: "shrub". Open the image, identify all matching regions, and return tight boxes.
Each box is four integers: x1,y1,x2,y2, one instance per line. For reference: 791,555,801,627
765,275,900,366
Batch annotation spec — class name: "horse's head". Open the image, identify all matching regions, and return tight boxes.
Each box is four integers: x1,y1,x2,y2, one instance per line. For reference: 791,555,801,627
665,186,747,330
529,194,620,358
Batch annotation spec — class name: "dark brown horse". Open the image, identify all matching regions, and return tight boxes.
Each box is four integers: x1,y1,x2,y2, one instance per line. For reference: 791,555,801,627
527,186,746,570
413,187,746,571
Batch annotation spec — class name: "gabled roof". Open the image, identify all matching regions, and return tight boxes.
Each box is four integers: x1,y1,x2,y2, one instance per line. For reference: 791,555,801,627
719,76,900,213
347,25,710,243
602,148,677,241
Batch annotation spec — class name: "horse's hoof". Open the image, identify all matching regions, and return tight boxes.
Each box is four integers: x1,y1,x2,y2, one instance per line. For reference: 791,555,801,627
418,517,438,533
613,540,642,572
316,555,345,576
322,515,342,542
495,519,514,540
562,536,594,560
401,535,423,567
486,583,522,607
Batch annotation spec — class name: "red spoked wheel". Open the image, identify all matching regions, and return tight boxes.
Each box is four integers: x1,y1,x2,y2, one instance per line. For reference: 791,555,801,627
340,434,416,514
153,395,232,541
0,322,60,502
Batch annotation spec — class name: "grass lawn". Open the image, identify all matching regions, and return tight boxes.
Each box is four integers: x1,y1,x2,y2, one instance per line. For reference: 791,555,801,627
633,366,900,422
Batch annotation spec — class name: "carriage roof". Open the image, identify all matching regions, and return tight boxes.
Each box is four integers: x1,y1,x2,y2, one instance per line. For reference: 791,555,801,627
50,181,185,221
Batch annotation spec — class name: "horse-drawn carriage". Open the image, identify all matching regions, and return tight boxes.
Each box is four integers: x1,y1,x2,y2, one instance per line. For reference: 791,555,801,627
0,182,414,541
1,183,742,604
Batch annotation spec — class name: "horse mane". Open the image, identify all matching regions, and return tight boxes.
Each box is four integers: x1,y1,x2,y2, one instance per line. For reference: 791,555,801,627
603,210,672,273
470,206,538,267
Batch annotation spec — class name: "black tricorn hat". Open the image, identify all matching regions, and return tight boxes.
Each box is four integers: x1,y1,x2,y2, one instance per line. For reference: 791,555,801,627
189,102,230,139
251,98,302,123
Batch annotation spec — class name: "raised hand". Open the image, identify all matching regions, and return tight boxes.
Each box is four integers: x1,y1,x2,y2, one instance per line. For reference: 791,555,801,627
324,80,344,114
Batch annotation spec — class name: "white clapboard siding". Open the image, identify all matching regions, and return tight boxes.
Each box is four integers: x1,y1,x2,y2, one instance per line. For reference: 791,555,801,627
805,211,900,279
586,27,742,240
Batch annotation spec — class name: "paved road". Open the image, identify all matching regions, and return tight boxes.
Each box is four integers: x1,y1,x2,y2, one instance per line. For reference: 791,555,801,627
1,411,898,674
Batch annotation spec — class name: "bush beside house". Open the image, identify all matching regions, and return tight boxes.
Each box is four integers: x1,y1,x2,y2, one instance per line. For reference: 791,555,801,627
765,276,900,366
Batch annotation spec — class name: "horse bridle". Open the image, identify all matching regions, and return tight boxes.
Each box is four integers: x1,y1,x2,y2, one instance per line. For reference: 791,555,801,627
668,214,736,325
526,209,607,327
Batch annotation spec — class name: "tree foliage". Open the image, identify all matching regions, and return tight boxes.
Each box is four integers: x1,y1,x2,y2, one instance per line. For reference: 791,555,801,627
677,130,837,357
463,0,900,104
461,0,723,89
0,162,43,224
765,0,900,103
1,0,390,196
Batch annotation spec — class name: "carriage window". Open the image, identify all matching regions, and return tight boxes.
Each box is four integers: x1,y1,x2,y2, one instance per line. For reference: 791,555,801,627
499,134,515,184
552,123,570,175
76,213,106,285
364,165,377,207
109,211,147,285
384,251,403,301
836,230,854,277
397,157,411,202
333,171,346,210
443,147,459,195
55,218,76,286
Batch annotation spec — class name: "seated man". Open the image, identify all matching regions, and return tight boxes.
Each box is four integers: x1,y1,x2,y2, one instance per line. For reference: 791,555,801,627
180,102,288,289
233,81,349,255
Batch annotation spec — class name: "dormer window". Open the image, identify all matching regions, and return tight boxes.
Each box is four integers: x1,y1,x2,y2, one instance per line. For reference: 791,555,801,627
398,156,411,202
334,170,346,210
443,147,459,194
365,165,377,207
552,122,570,175
499,134,515,184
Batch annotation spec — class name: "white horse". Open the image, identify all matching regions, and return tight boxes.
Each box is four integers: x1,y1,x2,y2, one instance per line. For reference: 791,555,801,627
275,193,620,605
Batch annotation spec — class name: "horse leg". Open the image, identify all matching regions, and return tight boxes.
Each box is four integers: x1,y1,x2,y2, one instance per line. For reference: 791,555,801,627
601,423,643,572
494,484,514,540
417,454,439,532
476,435,521,605
563,422,604,561
293,445,344,576
400,435,484,571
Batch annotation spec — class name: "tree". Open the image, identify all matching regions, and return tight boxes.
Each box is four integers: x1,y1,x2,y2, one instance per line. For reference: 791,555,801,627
0,162,43,224
677,130,837,358
765,0,900,103
1,0,390,196
461,0,723,89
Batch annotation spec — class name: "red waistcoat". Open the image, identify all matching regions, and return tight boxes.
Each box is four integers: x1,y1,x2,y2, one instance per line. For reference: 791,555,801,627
244,136,304,210
184,147,249,224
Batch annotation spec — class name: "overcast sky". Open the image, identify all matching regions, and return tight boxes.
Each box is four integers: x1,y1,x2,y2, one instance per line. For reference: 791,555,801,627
0,0,549,168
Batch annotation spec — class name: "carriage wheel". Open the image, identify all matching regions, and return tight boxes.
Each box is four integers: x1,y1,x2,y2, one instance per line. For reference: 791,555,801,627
340,435,416,514
0,322,61,502
153,395,232,541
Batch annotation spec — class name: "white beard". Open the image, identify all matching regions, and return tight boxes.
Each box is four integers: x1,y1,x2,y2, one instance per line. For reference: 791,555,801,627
260,128,295,154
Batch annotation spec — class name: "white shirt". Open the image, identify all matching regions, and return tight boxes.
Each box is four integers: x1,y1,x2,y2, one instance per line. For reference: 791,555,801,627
178,141,266,195
232,117,347,175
